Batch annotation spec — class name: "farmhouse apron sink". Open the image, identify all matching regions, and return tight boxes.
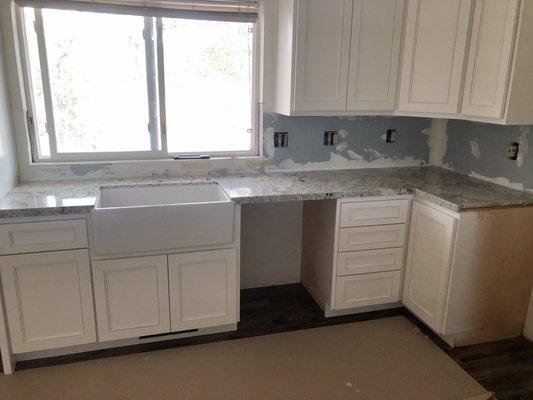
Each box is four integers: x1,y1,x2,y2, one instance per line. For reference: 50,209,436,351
91,183,235,255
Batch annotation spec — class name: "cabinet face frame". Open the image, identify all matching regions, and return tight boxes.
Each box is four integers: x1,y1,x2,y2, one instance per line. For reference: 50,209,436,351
461,0,519,119
398,0,472,114
92,255,170,342
168,248,238,332
402,201,458,333
347,0,405,111
292,0,353,111
0,249,96,353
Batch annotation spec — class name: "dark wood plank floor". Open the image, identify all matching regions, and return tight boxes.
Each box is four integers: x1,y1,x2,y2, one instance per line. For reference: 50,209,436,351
12,284,533,399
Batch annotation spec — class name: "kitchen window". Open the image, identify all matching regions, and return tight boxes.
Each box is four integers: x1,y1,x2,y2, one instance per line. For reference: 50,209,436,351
17,0,259,162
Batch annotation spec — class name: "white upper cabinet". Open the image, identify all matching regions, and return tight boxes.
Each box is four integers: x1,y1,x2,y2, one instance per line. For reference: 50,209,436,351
461,0,519,119
398,0,472,114
347,0,404,111
293,0,353,112
274,0,404,115
273,0,533,124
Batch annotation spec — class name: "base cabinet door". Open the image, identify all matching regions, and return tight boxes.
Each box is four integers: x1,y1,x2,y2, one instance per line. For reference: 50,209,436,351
0,249,96,353
168,249,238,332
403,202,457,333
92,256,170,341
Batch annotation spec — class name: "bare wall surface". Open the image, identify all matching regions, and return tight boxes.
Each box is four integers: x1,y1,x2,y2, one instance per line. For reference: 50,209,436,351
241,202,303,289
443,120,533,192
263,113,431,171
0,29,16,197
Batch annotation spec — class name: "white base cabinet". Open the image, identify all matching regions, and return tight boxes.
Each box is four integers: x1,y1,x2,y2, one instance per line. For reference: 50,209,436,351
402,201,457,332
92,256,170,342
0,249,96,353
402,200,533,346
301,198,410,315
169,249,238,332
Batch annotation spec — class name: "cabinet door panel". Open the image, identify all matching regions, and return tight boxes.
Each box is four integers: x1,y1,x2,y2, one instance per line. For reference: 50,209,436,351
399,0,471,114
169,249,238,331
92,256,170,341
347,0,404,110
0,250,96,353
462,0,519,118
293,0,353,111
403,202,456,333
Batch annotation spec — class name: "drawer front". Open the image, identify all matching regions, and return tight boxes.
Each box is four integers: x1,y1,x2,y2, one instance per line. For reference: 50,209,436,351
0,220,88,255
338,224,406,252
339,199,410,227
334,271,401,310
337,248,404,276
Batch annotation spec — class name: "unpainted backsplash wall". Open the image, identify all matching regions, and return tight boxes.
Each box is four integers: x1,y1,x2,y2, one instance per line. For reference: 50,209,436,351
262,113,431,170
441,120,533,193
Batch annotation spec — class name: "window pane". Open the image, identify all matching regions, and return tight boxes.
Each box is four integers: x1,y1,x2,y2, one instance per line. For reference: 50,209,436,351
41,9,151,153
23,8,50,158
163,18,253,154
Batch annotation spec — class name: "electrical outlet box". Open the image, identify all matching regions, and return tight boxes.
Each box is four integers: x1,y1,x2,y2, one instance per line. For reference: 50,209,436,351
274,132,288,148
507,142,519,160
324,131,338,146
386,129,397,143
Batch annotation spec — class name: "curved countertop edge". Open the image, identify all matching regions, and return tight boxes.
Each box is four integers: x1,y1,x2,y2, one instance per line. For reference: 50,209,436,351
1,166,533,219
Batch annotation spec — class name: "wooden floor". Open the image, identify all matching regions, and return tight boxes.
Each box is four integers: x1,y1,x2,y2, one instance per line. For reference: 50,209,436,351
12,283,533,399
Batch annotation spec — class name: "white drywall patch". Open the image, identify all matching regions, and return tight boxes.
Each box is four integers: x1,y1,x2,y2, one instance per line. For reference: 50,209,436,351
516,126,530,168
263,127,275,158
425,119,448,166
469,140,480,159
271,151,425,172
469,171,525,191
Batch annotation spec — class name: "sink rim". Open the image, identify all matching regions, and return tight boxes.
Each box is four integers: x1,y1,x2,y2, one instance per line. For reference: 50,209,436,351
93,182,232,211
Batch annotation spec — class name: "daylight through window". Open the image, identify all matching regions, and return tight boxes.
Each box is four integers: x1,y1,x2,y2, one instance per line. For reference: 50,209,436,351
20,3,257,161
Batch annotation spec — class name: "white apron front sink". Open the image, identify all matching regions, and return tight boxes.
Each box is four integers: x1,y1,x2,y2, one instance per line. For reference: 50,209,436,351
91,183,235,255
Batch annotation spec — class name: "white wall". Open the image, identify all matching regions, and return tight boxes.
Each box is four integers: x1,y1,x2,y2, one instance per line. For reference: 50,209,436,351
0,28,16,197
241,202,303,289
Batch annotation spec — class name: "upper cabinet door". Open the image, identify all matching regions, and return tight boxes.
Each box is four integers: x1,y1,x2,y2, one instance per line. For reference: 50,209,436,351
347,0,405,111
398,0,472,114
293,0,353,112
462,0,519,119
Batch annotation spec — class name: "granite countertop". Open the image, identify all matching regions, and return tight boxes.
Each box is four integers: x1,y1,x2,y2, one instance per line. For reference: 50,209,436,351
1,166,533,219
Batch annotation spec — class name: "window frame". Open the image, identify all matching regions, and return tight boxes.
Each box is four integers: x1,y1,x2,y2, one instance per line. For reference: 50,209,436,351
16,5,260,163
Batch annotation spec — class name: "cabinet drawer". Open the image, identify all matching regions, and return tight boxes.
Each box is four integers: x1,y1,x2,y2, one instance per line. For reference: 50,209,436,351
337,248,404,276
339,199,410,227
334,270,401,310
0,220,88,255
338,224,406,252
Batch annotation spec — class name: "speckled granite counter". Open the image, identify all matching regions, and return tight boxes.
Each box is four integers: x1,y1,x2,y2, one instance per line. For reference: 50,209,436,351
1,166,533,218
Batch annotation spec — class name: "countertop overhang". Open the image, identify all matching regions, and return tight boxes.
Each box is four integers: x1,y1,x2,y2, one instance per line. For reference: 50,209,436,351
1,166,533,219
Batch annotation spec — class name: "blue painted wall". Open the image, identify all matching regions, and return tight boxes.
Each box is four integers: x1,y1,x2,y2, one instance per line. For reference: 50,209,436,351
263,113,431,169
443,120,533,191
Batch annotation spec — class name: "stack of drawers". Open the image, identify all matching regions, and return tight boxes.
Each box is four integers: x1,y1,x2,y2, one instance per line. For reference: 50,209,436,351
333,199,411,310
